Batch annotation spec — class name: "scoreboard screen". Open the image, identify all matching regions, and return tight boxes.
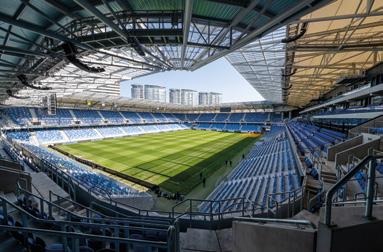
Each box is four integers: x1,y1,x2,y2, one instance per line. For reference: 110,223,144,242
220,107,231,112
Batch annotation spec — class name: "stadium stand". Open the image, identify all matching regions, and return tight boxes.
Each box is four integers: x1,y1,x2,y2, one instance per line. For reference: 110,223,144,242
35,108,74,126
288,121,346,157
228,113,245,122
35,130,65,144
3,1,383,251
73,109,103,125
214,113,229,122
96,126,125,138
63,128,101,141
200,126,301,213
120,111,142,123
244,112,269,122
5,131,31,142
98,110,125,124
23,143,149,198
4,107,32,126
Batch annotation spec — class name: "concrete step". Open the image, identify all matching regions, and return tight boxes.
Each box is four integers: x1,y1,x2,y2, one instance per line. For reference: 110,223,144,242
321,170,337,184
30,172,69,201
180,228,232,252
74,208,87,216
292,209,320,228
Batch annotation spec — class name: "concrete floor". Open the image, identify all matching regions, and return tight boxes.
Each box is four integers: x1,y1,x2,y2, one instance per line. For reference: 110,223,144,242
180,228,233,252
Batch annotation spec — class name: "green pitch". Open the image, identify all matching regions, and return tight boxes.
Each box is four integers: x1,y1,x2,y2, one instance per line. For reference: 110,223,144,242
56,130,257,194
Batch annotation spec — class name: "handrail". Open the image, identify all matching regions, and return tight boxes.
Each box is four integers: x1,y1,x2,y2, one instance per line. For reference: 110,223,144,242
171,197,260,220
0,196,169,233
17,183,171,226
221,198,264,217
332,198,383,206
0,194,178,251
49,190,108,219
325,154,381,226
233,216,316,229
267,186,303,217
0,225,169,249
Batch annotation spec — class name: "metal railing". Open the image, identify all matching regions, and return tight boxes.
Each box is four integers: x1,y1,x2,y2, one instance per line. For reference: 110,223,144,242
171,197,265,223
233,216,316,229
325,154,382,226
267,186,303,218
0,195,176,252
0,224,170,252
17,184,172,227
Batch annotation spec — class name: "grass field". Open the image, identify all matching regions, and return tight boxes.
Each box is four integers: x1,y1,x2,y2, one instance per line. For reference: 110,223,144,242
56,130,257,194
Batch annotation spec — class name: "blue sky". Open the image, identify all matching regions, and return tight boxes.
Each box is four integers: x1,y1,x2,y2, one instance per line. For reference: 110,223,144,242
120,58,264,103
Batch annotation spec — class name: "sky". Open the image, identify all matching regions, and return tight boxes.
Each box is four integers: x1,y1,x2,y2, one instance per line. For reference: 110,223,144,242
120,58,264,103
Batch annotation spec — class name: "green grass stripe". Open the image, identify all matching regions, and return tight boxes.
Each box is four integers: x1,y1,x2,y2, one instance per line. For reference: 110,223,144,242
57,130,257,194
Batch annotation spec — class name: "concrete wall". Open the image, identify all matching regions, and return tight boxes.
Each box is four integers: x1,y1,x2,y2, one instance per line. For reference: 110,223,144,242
0,167,31,193
233,221,316,252
349,115,383,138
0,159,22,170
317,221,383,252
317,205,383,252
327,136,362,162
335,136,380,166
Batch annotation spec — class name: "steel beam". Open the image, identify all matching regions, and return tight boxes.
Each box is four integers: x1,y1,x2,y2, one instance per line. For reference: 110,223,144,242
181,0,194,68
0,12,91,50
73,0,129,43
291,10,383,24
44,0,81,19
195,0,262,67
207,0,276,18
191,0,332,70
0,45,48,57
74,0,147,56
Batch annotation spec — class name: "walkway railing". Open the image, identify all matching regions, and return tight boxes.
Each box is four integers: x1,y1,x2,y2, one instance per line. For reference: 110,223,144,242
325,154,381,226
233,216,316,229
171,197,265,223
267,186,303,218
0,195,175,252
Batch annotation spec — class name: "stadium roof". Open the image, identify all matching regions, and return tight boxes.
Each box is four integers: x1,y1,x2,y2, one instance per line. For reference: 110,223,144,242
284,0,383,107
0,0,331,105
226,26,286,103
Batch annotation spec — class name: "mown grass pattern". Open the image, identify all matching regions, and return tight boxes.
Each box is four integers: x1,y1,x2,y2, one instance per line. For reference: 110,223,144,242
57,130,256,194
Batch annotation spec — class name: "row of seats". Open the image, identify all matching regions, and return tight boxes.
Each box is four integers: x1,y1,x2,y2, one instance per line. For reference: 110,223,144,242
288,121,346,157
288,121,347,183
200,126,301,213
3,107,183,126
317,105,383,116
22,143,149,198
6,124,189,144
1,193,171,252
174,112,282,123
3,107,283,127
194,123,262,133
313,118,368,127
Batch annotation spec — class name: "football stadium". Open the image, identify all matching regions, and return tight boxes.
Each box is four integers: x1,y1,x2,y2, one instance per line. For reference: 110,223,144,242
1,0,383,251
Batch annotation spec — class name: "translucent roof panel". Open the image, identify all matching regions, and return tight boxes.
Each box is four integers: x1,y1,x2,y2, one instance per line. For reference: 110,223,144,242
286,0,383,107
0,0,331,105
226,26,286,103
